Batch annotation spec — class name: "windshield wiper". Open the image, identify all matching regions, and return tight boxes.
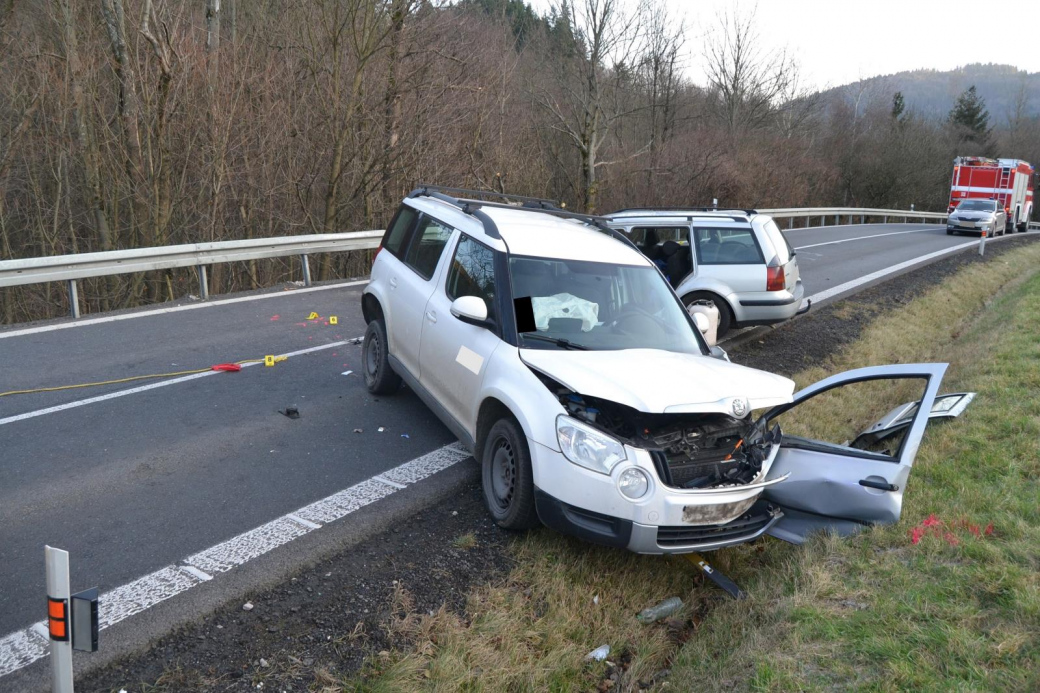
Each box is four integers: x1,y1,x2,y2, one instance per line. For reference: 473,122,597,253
520,333,589,350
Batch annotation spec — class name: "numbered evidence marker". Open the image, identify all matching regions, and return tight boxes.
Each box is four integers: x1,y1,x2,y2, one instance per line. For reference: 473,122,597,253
329,316,338,325
307,312,319,320
264,355,275,367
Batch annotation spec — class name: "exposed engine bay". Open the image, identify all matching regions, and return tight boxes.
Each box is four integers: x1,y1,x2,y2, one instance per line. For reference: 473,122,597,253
538,371,779,490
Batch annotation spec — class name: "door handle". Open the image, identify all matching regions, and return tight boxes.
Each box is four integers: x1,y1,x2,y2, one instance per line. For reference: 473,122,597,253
859,479,898,492
389,277,398,289
426,310,437,324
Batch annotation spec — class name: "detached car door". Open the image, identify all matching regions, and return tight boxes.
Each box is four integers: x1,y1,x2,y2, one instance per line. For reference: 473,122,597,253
759,363,947,544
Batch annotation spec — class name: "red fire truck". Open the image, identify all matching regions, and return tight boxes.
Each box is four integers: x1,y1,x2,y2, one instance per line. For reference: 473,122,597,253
949,157,1035,232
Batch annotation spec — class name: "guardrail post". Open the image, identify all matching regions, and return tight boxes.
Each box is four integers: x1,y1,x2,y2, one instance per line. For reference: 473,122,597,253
197,265,209,300
834,214,839,226
883,216,887,223
45,546,74,693
300,254,312,287
67,280,80,319
860,215,865,224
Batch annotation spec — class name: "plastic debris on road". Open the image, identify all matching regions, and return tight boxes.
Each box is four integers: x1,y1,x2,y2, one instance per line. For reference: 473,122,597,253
401,434,409,438
280,406,300,420
637,597,683,624
342,370,353,376
353,428,363,434
378,427,386,432
585,644,610,661
242,602,254,611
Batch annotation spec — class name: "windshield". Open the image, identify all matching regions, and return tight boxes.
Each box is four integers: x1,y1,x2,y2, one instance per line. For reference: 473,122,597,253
957,200,997,212
509,256,707,354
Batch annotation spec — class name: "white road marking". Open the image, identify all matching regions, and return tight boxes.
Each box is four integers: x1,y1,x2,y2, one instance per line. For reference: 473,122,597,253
0,279,368,340
794,227,934,250
801,234,1017,307
0,340,354,426
0,442,471,679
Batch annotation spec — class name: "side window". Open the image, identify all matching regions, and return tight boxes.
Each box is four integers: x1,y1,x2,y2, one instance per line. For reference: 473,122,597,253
632,227,686,248
383,205,418,258
692,227,764,265
403,216,453,280
445,235,497,320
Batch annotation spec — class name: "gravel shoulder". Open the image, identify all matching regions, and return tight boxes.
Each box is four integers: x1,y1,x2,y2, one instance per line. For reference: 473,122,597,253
76,235,1038,692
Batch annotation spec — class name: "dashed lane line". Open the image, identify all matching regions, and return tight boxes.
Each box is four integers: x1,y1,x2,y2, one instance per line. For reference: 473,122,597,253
0,442,471,680
793,227,935,250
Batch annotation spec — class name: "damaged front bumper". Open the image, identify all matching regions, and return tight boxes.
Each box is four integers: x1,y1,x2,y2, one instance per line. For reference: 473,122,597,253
530,439,787,554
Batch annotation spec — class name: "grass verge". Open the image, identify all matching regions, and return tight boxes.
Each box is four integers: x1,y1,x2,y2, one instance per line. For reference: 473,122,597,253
344,245,1040,692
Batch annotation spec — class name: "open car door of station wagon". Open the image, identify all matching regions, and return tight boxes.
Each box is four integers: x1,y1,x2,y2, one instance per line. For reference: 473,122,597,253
758,363,948,544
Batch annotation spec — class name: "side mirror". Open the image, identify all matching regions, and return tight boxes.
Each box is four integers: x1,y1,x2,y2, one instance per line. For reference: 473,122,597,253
450,295,489,327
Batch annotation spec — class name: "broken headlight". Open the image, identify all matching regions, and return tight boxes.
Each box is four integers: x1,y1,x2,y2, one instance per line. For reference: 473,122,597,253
556,415,627,475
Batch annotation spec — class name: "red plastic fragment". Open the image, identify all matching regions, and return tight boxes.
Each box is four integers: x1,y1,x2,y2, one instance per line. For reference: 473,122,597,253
270,315,281,321
211,363,242,372
944,532,960,546
984,523,994,536
910,527,925,545
922,514,941,528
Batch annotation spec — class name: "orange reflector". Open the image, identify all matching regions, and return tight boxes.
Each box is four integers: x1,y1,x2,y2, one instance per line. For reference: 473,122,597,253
47,597,69,641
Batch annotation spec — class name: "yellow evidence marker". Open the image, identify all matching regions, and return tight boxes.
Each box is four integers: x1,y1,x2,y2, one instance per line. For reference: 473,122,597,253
307,311,319,320
264,355,275,367
329,316,338,325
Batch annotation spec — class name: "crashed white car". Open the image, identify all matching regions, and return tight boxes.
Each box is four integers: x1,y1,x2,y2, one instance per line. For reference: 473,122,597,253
361,186,947,553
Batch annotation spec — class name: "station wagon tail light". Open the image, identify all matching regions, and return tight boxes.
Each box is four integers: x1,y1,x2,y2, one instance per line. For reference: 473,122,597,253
766,265,785,292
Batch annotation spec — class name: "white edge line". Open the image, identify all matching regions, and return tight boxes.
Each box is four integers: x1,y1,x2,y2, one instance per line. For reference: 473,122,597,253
801,233,1018,308
179,565,213,582
372,475,407,490
0,442,471,679
794,227,934,250
0,339,355,427
0,279,369,340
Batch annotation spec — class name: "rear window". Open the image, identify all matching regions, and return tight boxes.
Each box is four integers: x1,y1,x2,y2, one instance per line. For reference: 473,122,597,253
403,216,453,280
691,227,764,265
762,219,794,264
383,205,418,257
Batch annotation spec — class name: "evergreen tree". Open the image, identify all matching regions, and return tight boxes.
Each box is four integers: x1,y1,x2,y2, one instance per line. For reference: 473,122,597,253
948,85,991,149
891,91,905,120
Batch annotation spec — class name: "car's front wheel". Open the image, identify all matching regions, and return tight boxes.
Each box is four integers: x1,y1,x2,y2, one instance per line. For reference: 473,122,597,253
481,418,539,530
362,319,402,395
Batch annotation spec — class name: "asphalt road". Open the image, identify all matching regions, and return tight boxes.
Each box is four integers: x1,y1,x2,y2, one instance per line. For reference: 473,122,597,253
0,221,1024,680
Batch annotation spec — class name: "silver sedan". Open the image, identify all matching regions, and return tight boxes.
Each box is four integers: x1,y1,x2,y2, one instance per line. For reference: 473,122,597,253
947,199,1007,236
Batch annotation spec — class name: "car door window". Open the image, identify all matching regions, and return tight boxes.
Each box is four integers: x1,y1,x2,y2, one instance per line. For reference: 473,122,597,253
766,377,930,461
692,227,763,265
445,234,497,321
382,205,419,259
403,215,453,280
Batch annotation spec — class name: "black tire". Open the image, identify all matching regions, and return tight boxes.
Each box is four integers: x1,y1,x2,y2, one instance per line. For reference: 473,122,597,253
946,228,954,235
481,418,539,530
682,292,733,337
362,319,401,395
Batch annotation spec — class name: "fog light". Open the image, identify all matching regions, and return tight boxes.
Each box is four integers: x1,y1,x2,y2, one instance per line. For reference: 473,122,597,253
618,468,650,500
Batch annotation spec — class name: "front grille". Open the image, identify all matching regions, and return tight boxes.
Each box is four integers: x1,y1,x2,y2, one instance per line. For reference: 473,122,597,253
656,501,777,547
651,449,745,488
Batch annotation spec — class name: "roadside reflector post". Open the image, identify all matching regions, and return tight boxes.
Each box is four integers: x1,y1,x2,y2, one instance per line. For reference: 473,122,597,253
300,254,312,287
45,546,74,693
71,588,99,653
197,265,209,300
979,230,986,256
67,280,80,319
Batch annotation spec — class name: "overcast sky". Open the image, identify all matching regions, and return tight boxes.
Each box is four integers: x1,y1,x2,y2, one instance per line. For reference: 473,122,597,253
525,0,1040,90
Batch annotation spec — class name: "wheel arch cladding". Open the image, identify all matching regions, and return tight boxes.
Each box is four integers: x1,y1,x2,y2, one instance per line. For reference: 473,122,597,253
362,292,383,324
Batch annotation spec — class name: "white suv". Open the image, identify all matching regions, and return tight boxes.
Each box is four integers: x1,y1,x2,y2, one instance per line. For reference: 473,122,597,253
605,209,807,336
361,187,947,554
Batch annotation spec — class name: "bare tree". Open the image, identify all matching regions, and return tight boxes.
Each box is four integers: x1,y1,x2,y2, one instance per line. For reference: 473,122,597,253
537,0,647,212
703,7,798,143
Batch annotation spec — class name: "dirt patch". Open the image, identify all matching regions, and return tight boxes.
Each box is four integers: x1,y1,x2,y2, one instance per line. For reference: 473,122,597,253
730,236,1037,375
78,482,509,692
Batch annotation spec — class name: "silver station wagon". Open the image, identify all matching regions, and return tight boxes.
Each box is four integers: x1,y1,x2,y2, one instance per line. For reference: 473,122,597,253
605,209,807,336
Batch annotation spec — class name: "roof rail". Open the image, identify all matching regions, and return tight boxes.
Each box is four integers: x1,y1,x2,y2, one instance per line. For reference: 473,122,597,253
606,206,759,216
407,185,638,251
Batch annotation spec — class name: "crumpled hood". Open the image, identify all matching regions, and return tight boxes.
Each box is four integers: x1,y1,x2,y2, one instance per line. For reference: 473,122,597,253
521,348,794,414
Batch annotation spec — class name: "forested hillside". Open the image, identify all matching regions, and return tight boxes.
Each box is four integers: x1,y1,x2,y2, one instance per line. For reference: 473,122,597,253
1,0,1038,322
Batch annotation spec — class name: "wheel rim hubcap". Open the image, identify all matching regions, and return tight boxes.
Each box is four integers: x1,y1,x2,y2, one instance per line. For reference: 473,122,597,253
490,438,515,509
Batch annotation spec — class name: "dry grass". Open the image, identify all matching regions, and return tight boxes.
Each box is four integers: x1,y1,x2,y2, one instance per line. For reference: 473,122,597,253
342,245,1040,692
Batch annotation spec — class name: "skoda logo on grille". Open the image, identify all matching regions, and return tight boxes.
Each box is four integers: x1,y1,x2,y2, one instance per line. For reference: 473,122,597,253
731,398,748,417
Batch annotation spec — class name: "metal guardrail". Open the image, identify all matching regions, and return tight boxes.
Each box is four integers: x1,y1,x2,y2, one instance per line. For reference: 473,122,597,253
0,206,978,320
759,207,948,228
0,231,383,317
